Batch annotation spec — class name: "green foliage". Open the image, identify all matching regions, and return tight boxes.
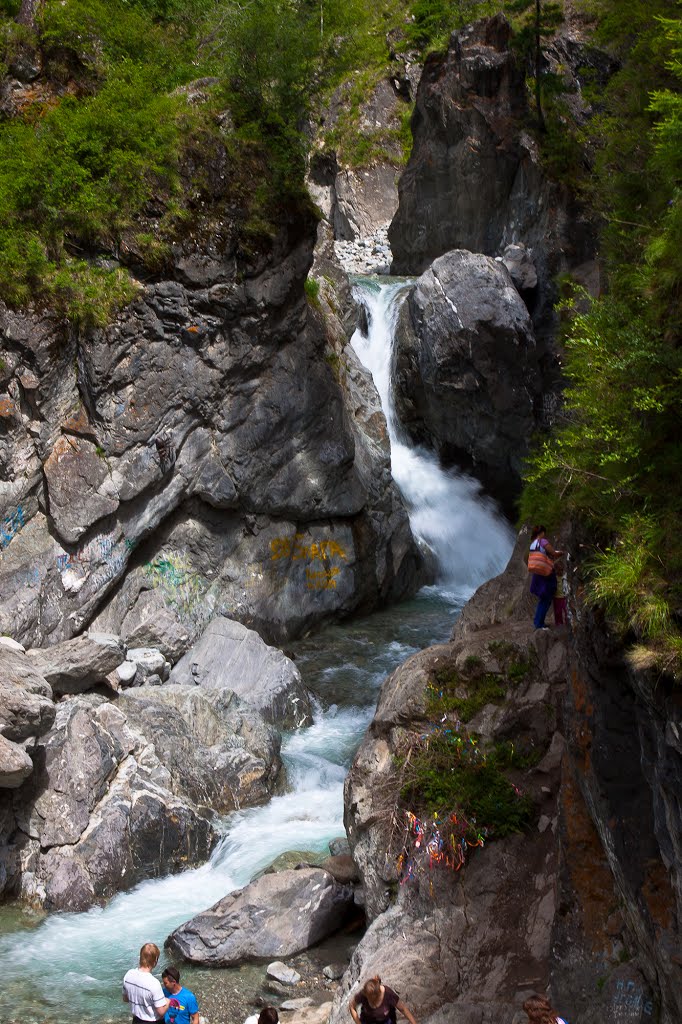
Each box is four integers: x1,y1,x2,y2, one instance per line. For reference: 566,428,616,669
401,732,534,836
522,6,682,676
304,276,321,307
406,0,501,49
429,647,531,722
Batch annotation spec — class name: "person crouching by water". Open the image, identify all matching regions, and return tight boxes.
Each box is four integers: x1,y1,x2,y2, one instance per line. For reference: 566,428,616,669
122,942,169,1024
349,975,418,1024
523,992,569,1024
528,525,562,631
161,966,199,1024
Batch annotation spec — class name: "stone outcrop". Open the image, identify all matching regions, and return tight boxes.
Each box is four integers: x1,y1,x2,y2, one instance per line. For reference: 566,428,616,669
26,630,126,694
0,162,424,651
334,529,668,1024
170,616,312,729
388,16,599,339
167,866,355,965
0,671,281,909
392,249,541,512
310,68,419,242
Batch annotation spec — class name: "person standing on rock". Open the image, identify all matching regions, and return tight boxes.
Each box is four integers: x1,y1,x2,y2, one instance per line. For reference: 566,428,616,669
523,992,568,1024
122,942,169,1023
349,975,418,1024
161,966,199,1024
528,525,562,631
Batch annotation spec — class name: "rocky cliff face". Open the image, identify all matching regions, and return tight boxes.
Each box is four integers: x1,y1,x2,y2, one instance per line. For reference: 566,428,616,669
0,169,424,650
337,532,680,1024
388,16,599,338
0,626,288,910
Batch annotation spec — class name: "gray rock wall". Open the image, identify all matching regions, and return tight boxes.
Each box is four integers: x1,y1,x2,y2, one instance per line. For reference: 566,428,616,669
388,15,598,340
336,530,678,1023
0,183,424,649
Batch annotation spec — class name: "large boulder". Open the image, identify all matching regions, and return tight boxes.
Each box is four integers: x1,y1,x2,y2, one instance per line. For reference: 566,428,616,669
119,683,282,810
27,631,126,694
170,617,313,729
167,867,355,965
8,695,214,910
392,250,540,512
2,682,281,910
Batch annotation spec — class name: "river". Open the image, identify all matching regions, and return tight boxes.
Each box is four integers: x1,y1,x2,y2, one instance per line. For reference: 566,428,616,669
0,278,514,1023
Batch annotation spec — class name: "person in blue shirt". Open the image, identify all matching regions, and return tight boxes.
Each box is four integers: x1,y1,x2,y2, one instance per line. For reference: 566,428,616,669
161,966,199,1024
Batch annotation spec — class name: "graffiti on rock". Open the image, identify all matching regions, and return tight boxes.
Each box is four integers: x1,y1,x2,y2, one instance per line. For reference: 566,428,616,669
0,505,25,549
144,552,210,625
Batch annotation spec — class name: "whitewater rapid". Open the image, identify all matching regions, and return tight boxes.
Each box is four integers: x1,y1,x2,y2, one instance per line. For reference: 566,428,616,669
0,276,513,1023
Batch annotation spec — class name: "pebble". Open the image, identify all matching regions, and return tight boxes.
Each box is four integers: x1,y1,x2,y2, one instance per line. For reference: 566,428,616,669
334,224,393,276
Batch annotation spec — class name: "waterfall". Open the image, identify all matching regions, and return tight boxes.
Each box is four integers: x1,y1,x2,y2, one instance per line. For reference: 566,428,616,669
350,277,514,597
0,276,514,1024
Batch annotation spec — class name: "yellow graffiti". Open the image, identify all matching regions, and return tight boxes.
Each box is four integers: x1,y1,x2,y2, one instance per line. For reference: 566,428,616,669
270,534,347,563
306,566,340,590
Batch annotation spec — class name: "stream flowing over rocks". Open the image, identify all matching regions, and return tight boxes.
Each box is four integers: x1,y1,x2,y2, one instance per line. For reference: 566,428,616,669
0,9,679,1024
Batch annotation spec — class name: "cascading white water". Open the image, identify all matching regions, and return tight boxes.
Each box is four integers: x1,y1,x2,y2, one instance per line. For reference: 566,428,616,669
350,277,514,597
0,275,513,1024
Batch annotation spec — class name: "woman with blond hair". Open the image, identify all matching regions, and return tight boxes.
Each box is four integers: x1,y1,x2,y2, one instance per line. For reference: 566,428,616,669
523,993,568,1024
349,975,418,1024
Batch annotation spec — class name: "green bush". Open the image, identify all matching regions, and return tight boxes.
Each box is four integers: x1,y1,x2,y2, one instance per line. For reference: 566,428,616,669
401,732,533,837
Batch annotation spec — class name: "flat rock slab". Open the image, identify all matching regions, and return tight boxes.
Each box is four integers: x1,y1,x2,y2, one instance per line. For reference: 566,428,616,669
170,616,312,729
267,961,302,985
167,867,355,966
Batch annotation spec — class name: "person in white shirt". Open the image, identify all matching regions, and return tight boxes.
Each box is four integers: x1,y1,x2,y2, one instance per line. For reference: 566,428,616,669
123,942,169,1023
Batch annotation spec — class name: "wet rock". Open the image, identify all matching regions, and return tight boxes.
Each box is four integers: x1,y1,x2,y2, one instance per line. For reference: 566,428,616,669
11,694,215,910
120,683,282,811
27,632,126,695
0,184,423,652
267,962,302,985
167,868,355,966
171,617,313,729
392,250,540,513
